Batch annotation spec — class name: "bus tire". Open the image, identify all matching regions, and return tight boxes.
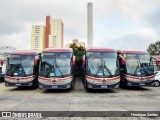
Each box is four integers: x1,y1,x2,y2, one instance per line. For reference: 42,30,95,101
85,80,89,90
152,80,160,87
70,82,74,90
69,79,75,90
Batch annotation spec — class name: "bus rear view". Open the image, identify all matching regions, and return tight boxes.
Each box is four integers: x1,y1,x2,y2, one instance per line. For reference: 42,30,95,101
5,50,39,87
83,48,120,89
38,48,75,90
118,50,156,87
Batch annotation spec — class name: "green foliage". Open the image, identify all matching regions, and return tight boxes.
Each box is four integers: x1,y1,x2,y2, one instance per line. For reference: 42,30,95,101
147,40,160,55
69,43,86,62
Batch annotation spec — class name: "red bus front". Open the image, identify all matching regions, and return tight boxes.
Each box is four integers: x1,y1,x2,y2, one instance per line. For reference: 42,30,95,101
118,50,156,87
83,48,120,89
38,48,75,89
5,50,39,87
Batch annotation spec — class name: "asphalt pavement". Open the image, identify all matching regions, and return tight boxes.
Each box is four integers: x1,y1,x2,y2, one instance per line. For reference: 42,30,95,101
0,78,160,120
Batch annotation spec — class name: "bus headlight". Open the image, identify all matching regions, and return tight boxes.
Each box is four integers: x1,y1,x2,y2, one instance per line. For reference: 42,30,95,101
86,78,95,83
26,78,34,82
5,78,8,81
63,79,72,83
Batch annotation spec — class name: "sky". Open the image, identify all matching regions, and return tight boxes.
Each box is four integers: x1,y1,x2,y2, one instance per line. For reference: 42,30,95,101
0,0,159,50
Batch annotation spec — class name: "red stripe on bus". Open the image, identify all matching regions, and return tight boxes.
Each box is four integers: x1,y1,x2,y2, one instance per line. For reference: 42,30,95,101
86,75,120,81
5,75,34,80
38,76,73,81
124,74,155,80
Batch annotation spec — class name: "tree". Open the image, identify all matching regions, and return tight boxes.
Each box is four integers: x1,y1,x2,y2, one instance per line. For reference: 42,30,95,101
69,43,86,63
69,43,86,77
147,40,160,55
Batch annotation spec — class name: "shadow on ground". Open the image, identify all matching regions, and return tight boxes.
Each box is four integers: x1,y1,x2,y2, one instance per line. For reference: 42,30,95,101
120,86,151,91
8,86,38,91
42,89,72,94
85,88,117,94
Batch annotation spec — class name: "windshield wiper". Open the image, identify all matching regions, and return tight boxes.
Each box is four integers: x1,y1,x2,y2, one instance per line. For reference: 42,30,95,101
7,64,17,76
42,61,54,77
8,63,26,77
94,61,112,77
134,61,140,75
103,61,113,77
42,59,64,78
140,63,150,75
55,58,64,77
19,61,26,76
134,57,150,76
137,55,150,75
94,64,103,77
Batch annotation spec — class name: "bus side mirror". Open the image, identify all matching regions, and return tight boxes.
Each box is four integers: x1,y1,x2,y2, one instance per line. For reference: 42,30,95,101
34,57,39,66
0,60,3,66
151,57,159,65
121,57,126,65
155,58,159,65
72,56,76,65
82,55,85,65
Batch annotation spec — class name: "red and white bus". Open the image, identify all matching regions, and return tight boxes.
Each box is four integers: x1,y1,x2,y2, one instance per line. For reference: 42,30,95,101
38,48,75,89
5,50,40,87
117,50,158,87
82,48,120,89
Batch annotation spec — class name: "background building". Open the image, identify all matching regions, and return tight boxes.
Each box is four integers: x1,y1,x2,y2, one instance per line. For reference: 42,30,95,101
31,16,64,51
65,39,85,48
49,19,63,48
31,25,46,51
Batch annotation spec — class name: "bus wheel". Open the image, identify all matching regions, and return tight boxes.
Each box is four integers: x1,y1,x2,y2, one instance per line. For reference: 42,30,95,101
69,80,74,90
85,80,89,90
152,80,160,87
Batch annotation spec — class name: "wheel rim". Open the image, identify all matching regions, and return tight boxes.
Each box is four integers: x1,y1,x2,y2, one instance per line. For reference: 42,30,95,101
154,81,160,87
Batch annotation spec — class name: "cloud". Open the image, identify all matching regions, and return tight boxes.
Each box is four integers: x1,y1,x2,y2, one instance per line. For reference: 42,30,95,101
0,0,87,35
0,0,159,50
0,32,30,50
92,0,160,50
94,27,159,50
0,0,89,49
95,0,160,28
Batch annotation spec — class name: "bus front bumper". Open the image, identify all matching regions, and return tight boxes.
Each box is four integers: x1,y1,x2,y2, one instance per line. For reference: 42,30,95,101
4,76,35,87
126,80,154,87
86,81,120,89
39,82,72,89
5,80,34,87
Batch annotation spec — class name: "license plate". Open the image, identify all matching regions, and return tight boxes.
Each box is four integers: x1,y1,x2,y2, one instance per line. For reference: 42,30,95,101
15,84,21,86
101,85,107,88
52,86,58,88
139,83,145,86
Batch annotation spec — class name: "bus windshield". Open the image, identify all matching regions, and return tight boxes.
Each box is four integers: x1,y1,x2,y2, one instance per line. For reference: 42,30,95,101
6,54,35,76
86,52,119,78
125,53,154,76
39,52,72,78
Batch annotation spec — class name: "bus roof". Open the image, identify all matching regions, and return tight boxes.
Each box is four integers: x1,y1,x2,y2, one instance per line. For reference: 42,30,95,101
121,50,148,54
86,48,115,52
42,48,73,53
11,50,40,55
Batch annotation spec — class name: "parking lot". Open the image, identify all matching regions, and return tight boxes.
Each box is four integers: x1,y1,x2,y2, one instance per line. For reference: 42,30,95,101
0,78,160,119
